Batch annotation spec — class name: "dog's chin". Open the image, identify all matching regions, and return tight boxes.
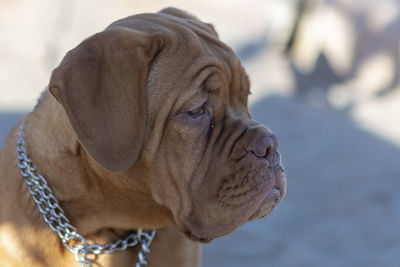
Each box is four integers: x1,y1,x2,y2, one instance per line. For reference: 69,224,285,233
178,221,222,244
183,231,214,244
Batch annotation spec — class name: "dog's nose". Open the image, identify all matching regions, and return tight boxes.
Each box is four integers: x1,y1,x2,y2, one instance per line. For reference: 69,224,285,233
250,134,278,162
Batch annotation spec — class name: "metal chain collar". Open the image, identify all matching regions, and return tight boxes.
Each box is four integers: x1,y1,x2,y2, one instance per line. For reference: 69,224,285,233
16,125,156,267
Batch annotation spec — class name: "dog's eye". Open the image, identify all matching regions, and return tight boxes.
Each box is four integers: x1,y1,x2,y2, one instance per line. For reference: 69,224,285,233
187,103,206,118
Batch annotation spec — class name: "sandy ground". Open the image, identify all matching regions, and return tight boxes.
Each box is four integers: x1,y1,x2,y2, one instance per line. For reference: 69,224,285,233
1,1,400,266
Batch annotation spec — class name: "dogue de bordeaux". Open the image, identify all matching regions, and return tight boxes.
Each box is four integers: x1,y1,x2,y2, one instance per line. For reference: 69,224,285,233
0,7,286,267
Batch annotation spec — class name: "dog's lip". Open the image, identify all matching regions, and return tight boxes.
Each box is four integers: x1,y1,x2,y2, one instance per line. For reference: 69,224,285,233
248,180,285,221
247,161,287,221
268,151,283,169
267,186,282,202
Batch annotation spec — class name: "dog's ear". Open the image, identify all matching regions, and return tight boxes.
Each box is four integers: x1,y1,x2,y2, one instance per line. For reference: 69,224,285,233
49,28,161,172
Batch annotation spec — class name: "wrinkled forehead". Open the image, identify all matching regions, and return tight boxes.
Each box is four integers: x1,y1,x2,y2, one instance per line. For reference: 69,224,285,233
107,10,237,64
108,9,217,42
108,10,249,115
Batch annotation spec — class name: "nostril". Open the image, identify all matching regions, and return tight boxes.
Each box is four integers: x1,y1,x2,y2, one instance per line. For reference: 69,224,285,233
250,134,278,161
263,146,273,160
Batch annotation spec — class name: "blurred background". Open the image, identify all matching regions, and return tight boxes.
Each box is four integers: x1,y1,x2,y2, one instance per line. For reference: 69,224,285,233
1,0,400,266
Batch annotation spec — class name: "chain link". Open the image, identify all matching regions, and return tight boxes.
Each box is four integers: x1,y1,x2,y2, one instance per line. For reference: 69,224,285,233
17,125,156,266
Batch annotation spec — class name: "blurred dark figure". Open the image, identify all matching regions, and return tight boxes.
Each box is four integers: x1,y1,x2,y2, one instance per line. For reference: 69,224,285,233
285,0,400,103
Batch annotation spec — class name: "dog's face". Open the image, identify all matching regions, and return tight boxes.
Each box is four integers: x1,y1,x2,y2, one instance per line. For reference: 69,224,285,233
49,8,286,243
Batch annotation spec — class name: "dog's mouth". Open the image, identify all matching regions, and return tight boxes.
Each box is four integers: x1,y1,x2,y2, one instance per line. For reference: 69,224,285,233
216,151,286,208
181,182,284,243
177,151,287,244
180,169,286,243
248,183,284,221
248,160,287,221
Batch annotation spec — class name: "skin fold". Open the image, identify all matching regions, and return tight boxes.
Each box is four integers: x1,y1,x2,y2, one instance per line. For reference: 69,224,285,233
0,8,286,267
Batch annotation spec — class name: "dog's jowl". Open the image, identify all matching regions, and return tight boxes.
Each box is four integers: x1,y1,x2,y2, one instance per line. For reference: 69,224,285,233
0,8,286,267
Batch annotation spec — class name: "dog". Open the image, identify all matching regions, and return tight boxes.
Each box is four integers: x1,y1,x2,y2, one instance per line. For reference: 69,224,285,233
0,7,286,267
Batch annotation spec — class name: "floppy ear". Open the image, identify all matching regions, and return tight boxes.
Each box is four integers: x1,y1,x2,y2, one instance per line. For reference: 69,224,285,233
49,28,161,172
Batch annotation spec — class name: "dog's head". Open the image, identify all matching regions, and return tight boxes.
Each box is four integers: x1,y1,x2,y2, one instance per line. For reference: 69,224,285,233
49,8,286,243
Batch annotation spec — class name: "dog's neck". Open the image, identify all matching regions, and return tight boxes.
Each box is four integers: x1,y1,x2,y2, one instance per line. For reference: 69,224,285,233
15,92,173,235
0,92,176,266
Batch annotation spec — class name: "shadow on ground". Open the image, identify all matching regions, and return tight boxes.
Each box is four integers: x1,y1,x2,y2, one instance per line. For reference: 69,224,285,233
202,95,400,267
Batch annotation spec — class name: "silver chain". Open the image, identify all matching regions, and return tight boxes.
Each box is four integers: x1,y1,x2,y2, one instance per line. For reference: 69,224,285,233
16,125,156,267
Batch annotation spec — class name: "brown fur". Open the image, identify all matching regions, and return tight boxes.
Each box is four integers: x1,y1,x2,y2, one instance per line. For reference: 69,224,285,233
0,8,286,266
